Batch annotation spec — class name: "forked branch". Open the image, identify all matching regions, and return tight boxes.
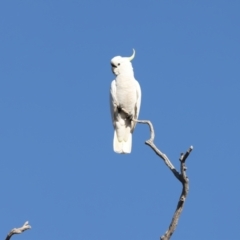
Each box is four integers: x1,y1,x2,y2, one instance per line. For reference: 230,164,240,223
5,221,31,240
134,119,193,240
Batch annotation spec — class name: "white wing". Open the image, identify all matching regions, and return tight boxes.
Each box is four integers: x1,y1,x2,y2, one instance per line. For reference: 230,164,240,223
110,80,117,127
130,79,141,131
135,80,141,120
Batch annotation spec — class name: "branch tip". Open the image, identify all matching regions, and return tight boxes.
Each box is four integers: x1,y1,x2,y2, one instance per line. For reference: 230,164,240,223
5,221,31,240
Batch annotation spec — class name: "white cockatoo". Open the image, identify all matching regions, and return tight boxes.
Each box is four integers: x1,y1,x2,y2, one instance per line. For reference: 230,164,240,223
110,49,141,154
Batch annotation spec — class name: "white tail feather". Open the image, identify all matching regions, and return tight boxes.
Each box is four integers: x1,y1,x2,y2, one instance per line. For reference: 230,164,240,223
113,130,132,154
122,132,132,153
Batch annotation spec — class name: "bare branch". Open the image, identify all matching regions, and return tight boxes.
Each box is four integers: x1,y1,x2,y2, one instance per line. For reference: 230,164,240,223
5,221,31,240
134,119,193,240
119,107,193,239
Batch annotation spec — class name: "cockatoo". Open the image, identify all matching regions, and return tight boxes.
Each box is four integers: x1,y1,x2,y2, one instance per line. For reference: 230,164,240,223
110,49,141,154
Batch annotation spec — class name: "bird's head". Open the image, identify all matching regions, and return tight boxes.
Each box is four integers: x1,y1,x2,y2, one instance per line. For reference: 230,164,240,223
110,49,135,76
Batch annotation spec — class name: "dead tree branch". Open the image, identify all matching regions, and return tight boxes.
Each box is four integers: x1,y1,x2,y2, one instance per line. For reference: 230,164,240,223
5,221,31,240
116,107,193,239
134,119,193,240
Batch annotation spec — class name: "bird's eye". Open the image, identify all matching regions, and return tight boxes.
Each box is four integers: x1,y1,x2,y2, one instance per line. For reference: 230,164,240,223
118,63,120,66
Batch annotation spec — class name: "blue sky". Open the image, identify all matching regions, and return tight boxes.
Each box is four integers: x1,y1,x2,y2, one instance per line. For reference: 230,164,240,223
0,1,239,239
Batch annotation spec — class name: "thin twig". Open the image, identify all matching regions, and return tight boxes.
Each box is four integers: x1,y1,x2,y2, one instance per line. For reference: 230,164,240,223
134,119,193,240
5,221,31,240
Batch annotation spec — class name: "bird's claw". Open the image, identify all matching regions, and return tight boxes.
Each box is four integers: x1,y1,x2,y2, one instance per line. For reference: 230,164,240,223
117,106,122,112
116,106,133,120
127,113,133,120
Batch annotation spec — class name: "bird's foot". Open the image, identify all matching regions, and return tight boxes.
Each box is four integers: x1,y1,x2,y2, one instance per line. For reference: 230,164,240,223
117,107,133,120
127,113,133,121
117,106,122,112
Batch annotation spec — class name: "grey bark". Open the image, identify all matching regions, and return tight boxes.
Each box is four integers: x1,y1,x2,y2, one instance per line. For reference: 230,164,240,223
5,221,31,240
